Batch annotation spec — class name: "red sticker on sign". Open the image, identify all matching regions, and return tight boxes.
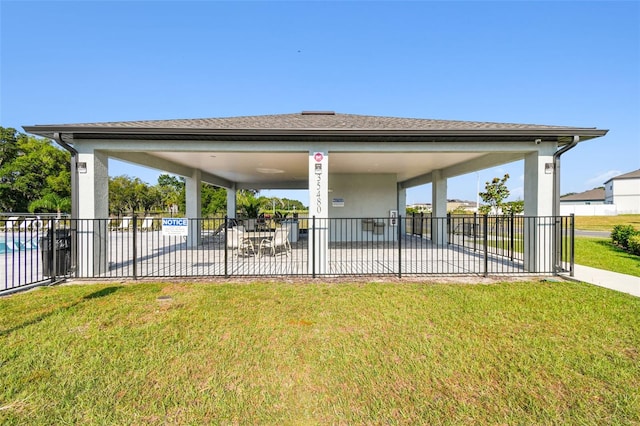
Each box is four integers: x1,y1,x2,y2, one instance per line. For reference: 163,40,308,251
314,152,323,162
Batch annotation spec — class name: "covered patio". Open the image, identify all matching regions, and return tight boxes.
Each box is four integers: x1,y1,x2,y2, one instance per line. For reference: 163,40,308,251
24,111,607,278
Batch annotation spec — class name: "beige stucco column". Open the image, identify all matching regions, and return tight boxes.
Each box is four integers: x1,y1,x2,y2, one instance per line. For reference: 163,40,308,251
185,169,202,248
524,145,556,272
309,150,329,274
397,186,407,222
431,169,448,245
77,150,109,219
76,148,109,276
226,185,237,219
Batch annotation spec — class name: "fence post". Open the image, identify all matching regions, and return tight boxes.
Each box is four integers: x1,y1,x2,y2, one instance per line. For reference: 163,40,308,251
473,212,477,252
132,214,137,279
50,218,57,284
570,214,575,277
70,217,77,277
312,216,316,278
412,212,416,235
510,212,515,261
224,215,228,278
483,214,488,277
398,214,402,278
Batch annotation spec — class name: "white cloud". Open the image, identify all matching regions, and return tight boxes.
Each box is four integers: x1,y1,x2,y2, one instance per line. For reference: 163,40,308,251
585,170,621,189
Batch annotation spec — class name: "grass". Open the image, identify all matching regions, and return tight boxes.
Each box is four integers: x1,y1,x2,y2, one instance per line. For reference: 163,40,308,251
1,281,639,425
574,214,640,232
575,237,640,277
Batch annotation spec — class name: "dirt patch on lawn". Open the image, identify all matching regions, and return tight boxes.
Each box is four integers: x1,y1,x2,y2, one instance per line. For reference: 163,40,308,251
63,274,548,287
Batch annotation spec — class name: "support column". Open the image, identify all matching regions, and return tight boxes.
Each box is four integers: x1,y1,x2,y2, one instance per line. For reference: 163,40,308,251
431,170,448,245
397,185,407,237
309,150,329,274
226,185,237,219
397,186,407,217
185,169,202,248
524,146,555,272
76,149,109,276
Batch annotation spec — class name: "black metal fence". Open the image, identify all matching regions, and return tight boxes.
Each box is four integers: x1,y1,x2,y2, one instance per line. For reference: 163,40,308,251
1,214,72,294
2,214,575,293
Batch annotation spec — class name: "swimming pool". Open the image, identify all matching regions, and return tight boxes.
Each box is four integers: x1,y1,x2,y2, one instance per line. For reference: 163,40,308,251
0,236,40,254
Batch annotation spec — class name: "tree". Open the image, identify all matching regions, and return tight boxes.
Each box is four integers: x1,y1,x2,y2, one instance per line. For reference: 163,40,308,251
139,185,163,214
0,128,70,212
28,193,71,218
0,127,20,168
109,175,148,215
479,174,510,215
280,197,305,212
201,184,226,217
263,196,285,214
157,174,185,213
503,200,524,215
238,189,261,217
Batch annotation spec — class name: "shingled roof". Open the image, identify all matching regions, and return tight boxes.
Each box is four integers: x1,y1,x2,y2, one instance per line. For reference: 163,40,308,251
23,112,608,144
560,188,605,202
604,169,640,184
28,112,594,130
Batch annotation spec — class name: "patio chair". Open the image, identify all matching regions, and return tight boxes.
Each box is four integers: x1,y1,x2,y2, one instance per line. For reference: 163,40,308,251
108,217,120,230
35,217,48,230
212,218,238,237
227,228,254,257
2,216,20,231
256,214,269,231
30,216,45,230
139,217,154,231
115,217,132,231
19,218,36,231
258,228,291,257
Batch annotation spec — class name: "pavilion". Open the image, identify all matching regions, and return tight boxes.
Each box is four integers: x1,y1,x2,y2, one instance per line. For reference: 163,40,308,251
24,111,608,275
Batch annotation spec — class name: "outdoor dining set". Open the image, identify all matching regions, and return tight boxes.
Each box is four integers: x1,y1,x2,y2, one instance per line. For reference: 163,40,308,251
226,226,292,258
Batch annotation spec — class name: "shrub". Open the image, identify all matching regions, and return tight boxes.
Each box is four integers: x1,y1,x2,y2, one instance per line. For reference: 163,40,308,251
628,234,640,256
611,224,639,249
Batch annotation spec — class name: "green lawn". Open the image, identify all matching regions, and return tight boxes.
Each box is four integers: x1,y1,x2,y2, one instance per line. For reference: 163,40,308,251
574,214,640,232
1,282,638,425
575,237,640,277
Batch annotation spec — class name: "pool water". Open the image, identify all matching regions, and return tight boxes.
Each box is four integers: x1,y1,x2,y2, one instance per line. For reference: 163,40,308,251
0,236,40,254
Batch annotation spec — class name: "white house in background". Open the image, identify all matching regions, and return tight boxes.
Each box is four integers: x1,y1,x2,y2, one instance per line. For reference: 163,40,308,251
560,188,605,205
559,187,614,216
560,169,640,215
604,169,640,214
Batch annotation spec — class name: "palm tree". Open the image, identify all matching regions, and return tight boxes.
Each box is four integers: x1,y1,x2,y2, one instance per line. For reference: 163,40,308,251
238,190,262,217
28,193,71,218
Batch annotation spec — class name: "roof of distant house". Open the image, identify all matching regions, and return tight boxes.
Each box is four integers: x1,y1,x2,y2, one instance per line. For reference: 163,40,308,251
560,188,605,202
603,169,640,184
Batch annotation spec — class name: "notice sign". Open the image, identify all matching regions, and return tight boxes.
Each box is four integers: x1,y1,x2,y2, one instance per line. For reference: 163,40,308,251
332,198,345,207
162,218,188,237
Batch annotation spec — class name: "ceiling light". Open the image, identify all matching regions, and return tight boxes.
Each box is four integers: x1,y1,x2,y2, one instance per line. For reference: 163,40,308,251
256,168,285,174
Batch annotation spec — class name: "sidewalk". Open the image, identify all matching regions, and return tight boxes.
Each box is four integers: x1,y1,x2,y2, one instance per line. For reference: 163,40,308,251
563,264,640,297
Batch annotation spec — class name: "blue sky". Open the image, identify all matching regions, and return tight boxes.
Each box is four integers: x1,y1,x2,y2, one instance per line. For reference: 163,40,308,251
2,1,638,207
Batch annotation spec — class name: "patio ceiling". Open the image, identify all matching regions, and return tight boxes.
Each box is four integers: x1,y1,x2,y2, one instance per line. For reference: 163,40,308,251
139,150,489,186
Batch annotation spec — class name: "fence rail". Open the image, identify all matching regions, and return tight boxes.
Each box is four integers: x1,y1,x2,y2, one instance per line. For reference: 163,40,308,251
2,214,575,293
